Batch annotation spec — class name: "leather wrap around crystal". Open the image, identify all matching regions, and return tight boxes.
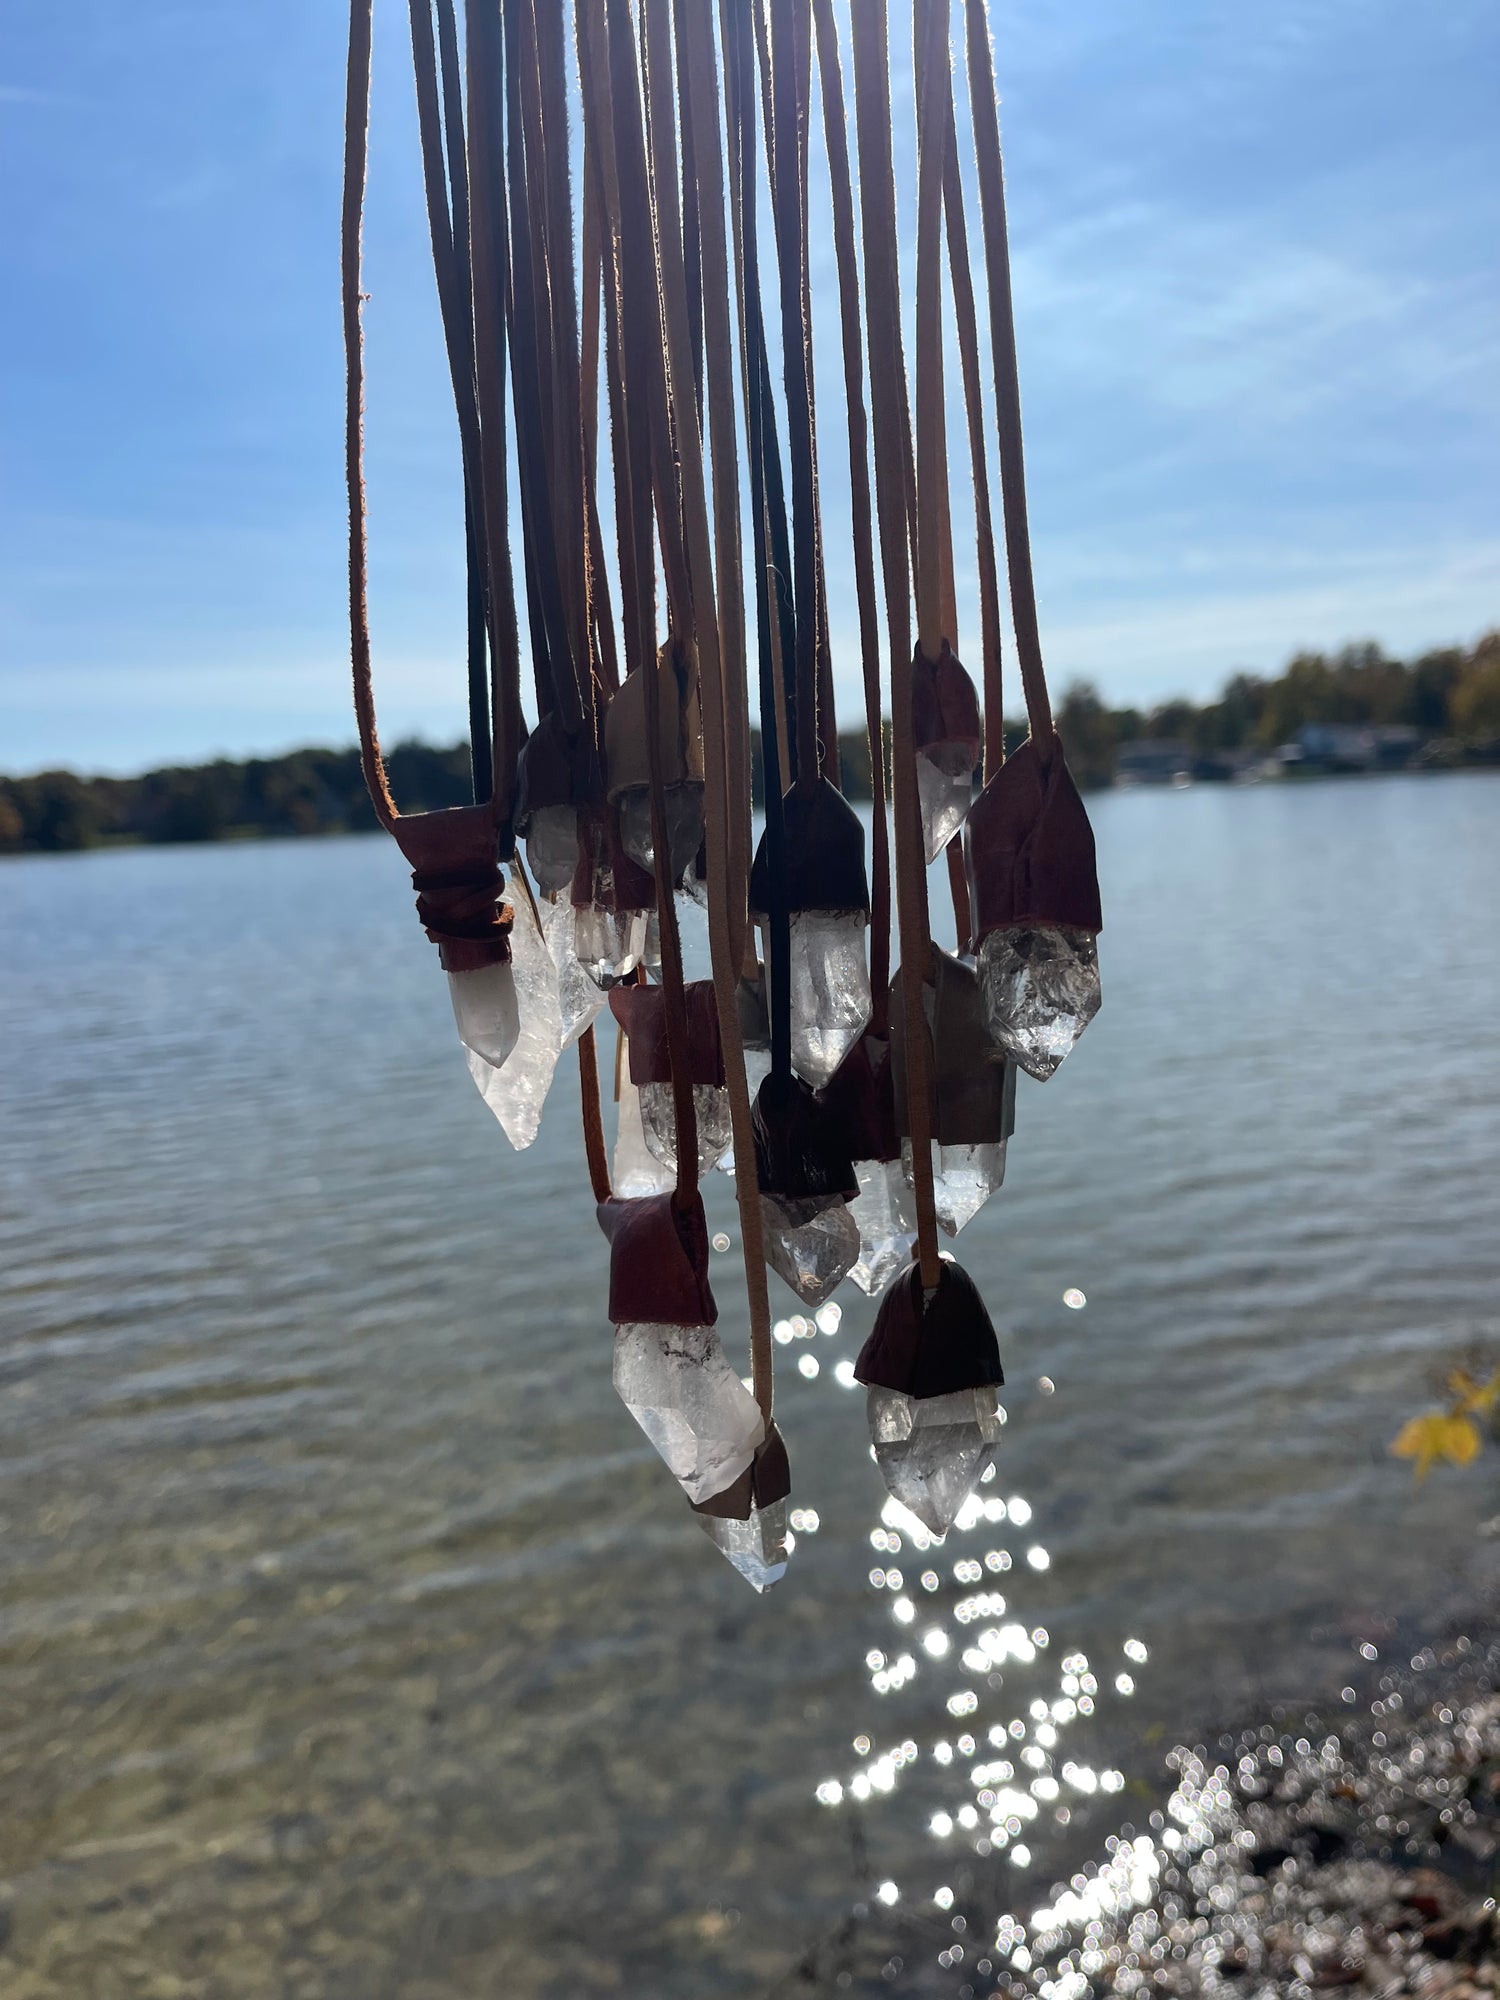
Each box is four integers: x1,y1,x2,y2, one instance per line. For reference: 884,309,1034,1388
891,950,1017,1236
964,736,1104,1079
911,641,982,864
753,1071,861,1307
610,982,731,1174
601,1193,764,1507
856,1260,1006,1535
749,780,873,1090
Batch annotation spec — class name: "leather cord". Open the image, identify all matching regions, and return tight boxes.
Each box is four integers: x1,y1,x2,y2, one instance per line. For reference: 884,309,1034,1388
941,72,1005,782
811,0,892,1031
342,0,397,833
963,0,1055,752
762,0,821,795
851,0,941,1288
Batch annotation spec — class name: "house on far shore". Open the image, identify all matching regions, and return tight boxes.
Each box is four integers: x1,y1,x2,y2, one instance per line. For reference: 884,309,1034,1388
1115,739,1194,785
1115,740,1256,784
1293,723,1421,772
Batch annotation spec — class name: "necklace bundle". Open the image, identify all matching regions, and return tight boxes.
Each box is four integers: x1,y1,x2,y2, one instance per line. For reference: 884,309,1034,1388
342,0,1103,1592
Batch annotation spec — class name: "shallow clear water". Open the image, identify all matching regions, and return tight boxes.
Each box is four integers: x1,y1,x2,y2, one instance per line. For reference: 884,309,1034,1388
0,776,1496,1997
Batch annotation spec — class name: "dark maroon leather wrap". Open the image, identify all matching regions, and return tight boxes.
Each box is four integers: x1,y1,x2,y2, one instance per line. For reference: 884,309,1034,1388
610,981,726,1088
854,1258,1004,1398
912,639,981,758
597,1191,717,1328
963,736,1103,940
390,803,513,974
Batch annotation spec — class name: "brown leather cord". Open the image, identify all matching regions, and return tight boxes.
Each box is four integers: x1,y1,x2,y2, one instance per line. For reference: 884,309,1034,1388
716,0,772,983
851,0,940,1289
811,0,891,1031
792,2,840,789
726,2,794,1090
576,7,655,706
410,5,490,805
578,162,621,700
617,0,702,1205
670,0,706,430
946,840,973,953
941,75,1005,782
463,0,523,828
530,0,595,726
912,3,971,959
677,0,752,984
762,0,821,796
430,0,492,803
601,1,692,646
641,0,776,1421
502,0,583,737
912,0,949,666
577,1024,612,1203
342,0,397,833
963,0,1054,752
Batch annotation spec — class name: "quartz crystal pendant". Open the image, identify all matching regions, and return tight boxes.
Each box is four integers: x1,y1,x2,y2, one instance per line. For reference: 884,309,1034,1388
639,1081,734,1174
696,1498,788,1592
463,896,562,1147
901,1138,1007,1238
613,1322,765,1505
574,901,650,989
976,925,1101,1080
613,1075,675,1198
916,741,976,864
759,910,873,1090
540,895,606,1050
848,1157,915,1295
761,1192,860,1308
446,961,520,1068
618,783,704,885
867,1384,1004,1537
525,803,579,898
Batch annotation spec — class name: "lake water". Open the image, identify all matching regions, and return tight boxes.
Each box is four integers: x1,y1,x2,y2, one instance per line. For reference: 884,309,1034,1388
1,775,1497,1998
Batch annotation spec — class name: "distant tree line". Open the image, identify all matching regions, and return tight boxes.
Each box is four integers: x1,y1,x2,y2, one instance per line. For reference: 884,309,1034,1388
1052,631,1500,789
2,632,1496,854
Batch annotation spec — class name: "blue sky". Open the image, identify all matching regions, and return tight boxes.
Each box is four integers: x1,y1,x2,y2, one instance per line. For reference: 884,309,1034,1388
1,0,1496,774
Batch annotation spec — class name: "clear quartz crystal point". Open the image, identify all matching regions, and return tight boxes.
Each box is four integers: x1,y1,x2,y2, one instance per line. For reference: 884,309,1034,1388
540,895,606,1050
697,1499,789,1592
525,804,579,897
612,1075,675,1198
916,743,976,864
463,895,562,1148
761,1193,860,1308
976,925,1101,1080
618,784,704,884
760,910,873,1090
613,1322,766,1505
901,1138,1007,1238
447,961,520,1068
848,1157,915,1295
639,1082,734,1174
574,902,649,990
867,1384,1004,1537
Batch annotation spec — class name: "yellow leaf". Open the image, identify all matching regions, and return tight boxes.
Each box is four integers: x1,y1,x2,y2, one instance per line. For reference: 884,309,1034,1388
1393,1413,1447,1481
1439,1414,1481,1467
1392,1411,1481,1480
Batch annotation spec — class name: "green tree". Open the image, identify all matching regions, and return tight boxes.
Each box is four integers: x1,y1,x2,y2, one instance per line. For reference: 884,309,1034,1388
1450,634,1500,742
1055,682,1115,789
1401,648,1462,731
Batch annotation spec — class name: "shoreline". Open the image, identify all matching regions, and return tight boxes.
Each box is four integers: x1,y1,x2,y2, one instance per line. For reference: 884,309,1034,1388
770,1623,1500,1997
1,762,1496,864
